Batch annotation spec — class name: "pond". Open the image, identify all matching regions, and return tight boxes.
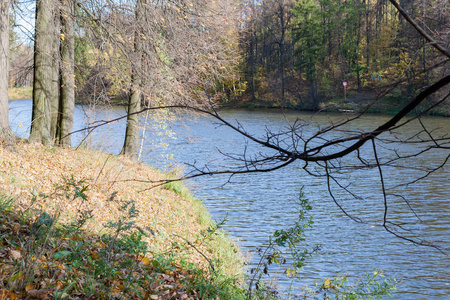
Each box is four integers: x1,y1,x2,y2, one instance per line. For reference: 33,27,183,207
9,100,450,299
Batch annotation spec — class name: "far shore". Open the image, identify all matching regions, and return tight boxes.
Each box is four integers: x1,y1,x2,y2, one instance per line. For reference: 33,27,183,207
8,86,449,117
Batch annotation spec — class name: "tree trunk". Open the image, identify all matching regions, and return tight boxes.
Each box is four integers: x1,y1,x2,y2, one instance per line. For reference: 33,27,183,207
250,27,256,101
51,4,61,142
121,0,144,161
0,0,15,149
58,0,75,146
30,0,56,145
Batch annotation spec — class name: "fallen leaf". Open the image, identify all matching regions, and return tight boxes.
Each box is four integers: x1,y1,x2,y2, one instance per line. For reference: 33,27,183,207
141,256,150,266
9,249,21,260
26,289,53,300
25,284,36,292
55,281,64,290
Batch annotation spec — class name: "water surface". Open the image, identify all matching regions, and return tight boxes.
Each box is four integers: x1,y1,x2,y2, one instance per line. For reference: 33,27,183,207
9,100,450,299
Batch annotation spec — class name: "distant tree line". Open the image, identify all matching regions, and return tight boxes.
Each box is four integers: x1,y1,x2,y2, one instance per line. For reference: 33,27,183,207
238,0,449,110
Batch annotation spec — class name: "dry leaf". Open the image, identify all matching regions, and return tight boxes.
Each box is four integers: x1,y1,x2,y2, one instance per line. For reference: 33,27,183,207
9,249,21,260
25,284,36,292
55,281,64,290
26,289,53,300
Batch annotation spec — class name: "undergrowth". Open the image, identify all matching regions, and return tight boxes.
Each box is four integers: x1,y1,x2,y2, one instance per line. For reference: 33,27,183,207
0,182,246,299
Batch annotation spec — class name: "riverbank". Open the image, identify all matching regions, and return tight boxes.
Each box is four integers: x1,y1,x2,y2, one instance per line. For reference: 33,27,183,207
9,87,449,117
0,143,245,299
222,91,450,117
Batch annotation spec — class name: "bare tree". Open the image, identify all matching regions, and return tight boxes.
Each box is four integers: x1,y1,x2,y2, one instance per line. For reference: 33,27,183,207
76,0,242,158
107,72,446,248
0,0,15,149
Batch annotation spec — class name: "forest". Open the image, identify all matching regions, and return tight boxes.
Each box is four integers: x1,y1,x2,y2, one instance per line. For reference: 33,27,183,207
4,0,450,116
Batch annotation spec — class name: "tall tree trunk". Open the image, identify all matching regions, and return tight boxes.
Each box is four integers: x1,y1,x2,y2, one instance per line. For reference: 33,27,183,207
51,5,61,142
278,1,286,103
356,6,362,92
121,0,144,161
58,0,75,146
0,0,15,149
30,0,57,145
250,27,256,101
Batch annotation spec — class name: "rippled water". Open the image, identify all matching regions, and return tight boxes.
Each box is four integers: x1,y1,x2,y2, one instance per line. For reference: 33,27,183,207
9,100,450,299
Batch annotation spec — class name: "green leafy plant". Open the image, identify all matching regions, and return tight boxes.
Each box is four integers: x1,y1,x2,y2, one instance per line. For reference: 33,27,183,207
315,269,400,299
248,188,316,299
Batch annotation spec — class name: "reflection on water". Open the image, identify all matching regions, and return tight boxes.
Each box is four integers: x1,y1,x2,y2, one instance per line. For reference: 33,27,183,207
9,100,450,299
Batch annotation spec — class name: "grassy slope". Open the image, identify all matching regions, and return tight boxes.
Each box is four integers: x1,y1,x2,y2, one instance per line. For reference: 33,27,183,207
0,143,244,299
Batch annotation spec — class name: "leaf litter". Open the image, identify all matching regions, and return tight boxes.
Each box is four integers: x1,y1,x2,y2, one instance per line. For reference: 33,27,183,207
0,143,243,299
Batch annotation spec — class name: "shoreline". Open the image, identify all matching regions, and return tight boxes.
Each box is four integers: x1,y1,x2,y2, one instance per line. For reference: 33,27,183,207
9,86,449,117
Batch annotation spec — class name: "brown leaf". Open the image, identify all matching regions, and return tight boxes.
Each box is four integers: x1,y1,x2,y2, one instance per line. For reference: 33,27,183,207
55,281,64,290
26,288,53,300
25,284,36,292
0,290,10,300
9,249,21,260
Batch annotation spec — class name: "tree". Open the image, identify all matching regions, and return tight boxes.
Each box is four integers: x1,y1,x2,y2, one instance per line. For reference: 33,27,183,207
121,0,145,161
29,0,58,145
292,0,325,109
58,0,76,146
0,0,15,149
76,0,242,159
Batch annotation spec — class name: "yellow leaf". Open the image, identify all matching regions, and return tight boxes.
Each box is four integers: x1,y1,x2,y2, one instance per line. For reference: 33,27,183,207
56,281,64,290
141,257,150,266
323,278,331,289
60,33,65,41
25,284,36,292
19,123,23,127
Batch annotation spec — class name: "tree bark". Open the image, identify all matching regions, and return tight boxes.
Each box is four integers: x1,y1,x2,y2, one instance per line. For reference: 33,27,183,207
51,4,61,141
121,0,144,161
58,0,75,146
30,0,56,145
0,0,15,149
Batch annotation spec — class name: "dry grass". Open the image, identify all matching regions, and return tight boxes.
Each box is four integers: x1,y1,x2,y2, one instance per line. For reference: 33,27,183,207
0,142,243,278
8,87,33,100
